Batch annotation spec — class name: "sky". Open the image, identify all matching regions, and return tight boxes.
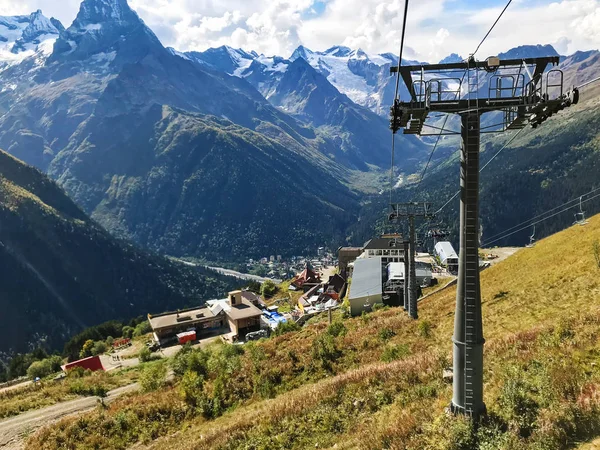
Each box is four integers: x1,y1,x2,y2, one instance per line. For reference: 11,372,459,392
0,0,599,61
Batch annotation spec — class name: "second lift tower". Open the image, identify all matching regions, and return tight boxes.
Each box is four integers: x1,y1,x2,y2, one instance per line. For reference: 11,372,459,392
390,56,578,419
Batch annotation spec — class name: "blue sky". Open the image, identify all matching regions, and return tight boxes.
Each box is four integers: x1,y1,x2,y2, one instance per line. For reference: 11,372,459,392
0,0,598,61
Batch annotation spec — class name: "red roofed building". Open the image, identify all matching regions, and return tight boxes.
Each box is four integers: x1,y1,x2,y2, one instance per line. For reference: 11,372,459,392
292,263,322,292
62,355,104,372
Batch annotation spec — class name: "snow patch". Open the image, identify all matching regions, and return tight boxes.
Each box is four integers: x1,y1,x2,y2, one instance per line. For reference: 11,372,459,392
232,57,252,77
84,23,102,31
255,55,288,73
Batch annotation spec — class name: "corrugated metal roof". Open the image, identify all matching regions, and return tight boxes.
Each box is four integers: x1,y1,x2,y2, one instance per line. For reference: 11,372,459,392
435,241,458,260
349,257,382,300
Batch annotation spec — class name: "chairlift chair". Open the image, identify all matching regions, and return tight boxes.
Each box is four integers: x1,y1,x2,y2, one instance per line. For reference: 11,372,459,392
525,226,536,248
573,196,588,226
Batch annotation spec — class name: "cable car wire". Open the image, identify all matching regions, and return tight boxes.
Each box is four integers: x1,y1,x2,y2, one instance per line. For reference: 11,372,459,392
389,0,410,207
434,128,524,214
481,191,600,247
482,185,600,243
393,0,411,102
472,0,513,57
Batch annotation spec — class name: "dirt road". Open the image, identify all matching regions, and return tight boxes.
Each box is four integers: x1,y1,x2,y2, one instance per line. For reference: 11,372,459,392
0,383,138,450
0,382,31,396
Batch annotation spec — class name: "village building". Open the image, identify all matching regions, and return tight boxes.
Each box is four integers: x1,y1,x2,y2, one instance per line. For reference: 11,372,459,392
337,246,363,279
435,241,459,272
348,257,383,316
149,290,264,345
291,263,321,291
361,234,405,264
148,305,224,345
207,290,263,342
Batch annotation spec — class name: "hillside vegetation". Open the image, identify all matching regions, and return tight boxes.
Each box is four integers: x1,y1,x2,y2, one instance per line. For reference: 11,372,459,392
28,214,600,449
0,150,240,354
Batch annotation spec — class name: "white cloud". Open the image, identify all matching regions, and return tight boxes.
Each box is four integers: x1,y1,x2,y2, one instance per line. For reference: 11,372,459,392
1,0,599,60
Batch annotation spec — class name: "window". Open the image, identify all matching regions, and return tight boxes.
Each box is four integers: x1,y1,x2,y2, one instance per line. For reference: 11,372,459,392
368,250,375,256
376,250,383,256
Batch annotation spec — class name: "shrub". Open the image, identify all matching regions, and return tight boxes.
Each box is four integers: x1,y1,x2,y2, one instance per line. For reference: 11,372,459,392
378,328,396,342
122,326,134,339
273,320,300,336
138,347,157,363
261,280,278,298
310,333,340,372
171,344,209,378
418,320,432,338
381,344,410,363
497,373,539,437
133,321,151,338
91,341,108,356
105,336,114,347
327,320,347,338
27,355,63,380
139,362,168,393
178,370,207,409
79,339,95,359
424,414,476,450
69,380,108,397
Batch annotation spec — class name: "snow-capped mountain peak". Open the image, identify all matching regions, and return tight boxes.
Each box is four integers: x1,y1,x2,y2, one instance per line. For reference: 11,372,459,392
76,0,133,26
50,0,164,69
0,10,62,66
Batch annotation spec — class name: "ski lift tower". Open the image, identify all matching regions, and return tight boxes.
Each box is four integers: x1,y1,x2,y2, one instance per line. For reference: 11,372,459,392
389,202,435,319
390,55,578,419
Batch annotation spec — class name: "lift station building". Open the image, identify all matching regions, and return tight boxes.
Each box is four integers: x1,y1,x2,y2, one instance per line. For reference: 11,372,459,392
348,257,383,316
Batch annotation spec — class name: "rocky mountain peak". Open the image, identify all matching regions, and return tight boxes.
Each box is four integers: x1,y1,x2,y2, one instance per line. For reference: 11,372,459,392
439,53,463,64
74,0,137,27
290,45,313,61
50,0,164,68
0,10,61,57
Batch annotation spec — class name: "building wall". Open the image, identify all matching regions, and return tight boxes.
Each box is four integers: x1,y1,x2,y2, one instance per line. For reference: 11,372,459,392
349,294,383,316
154,317,223,340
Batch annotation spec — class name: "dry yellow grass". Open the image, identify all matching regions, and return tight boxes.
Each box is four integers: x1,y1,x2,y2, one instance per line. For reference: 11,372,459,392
27,214,600,449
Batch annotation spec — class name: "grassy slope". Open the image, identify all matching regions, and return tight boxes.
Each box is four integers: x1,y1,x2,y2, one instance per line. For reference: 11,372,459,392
28,214,600,449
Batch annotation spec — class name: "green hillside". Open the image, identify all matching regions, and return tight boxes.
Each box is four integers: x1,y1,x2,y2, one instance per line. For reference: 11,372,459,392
29,214,600,449
0,150,240,354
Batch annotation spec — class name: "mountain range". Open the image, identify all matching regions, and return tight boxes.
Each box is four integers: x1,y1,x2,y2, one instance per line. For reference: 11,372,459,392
0,0,428,261
0,0,598,262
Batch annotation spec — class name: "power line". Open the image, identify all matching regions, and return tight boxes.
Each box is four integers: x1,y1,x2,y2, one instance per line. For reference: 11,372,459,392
576,76,600,90
416,70,469,189
393,0,411,102
479,126,524,172
416,1,514,195
389,0,410,208
434,128,524,214
482,191,600,247
472,0,513,57
482,185,600,243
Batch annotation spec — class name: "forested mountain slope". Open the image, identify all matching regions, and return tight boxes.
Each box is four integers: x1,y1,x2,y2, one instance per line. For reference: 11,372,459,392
0,150,239,353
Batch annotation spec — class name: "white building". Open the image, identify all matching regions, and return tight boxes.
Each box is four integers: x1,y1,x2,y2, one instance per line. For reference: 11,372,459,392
348,257,383,316
359,235,404,265
435,241,459,272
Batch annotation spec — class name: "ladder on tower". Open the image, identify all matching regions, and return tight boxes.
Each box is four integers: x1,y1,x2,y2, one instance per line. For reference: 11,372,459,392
463,60,479,416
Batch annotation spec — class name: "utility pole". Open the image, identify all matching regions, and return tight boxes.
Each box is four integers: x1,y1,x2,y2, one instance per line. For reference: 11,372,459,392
390,55,577,420
389,202,434,319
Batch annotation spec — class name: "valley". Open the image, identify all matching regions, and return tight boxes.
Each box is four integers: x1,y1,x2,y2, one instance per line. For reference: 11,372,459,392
0,0,599,448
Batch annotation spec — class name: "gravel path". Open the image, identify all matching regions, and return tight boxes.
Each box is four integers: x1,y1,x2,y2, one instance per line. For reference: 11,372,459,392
0,383,138,450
